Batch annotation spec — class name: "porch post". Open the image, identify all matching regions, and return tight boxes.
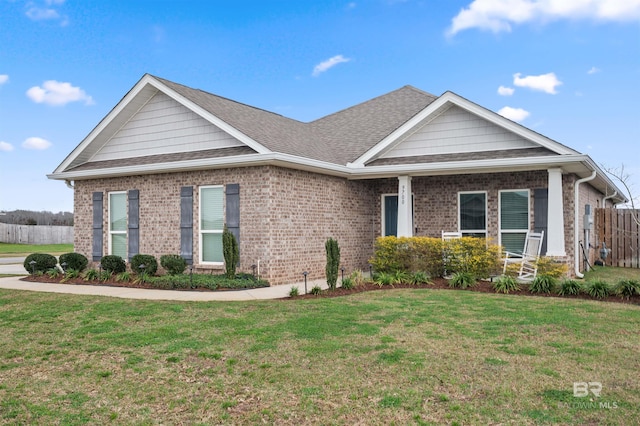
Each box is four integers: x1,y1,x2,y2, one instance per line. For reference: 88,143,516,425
546,168,566,256
397,176,413,237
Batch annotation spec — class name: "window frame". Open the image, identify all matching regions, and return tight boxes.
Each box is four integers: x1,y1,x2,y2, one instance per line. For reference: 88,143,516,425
108,191,127,258
499,189,530,253
458,191,487,238
199,185,224,265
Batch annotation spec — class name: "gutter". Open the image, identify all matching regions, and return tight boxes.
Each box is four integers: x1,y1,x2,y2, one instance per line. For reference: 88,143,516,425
574,171,597,278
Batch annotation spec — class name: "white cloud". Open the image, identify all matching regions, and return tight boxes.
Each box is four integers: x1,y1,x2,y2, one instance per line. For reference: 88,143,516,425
22,137,52,150
0,141,14,152
312,55,351,77
498,106,530,122
498,85,514,96
588,66,601,74
513,72,562,94
0,74,8,86
26,0,68,25
447,0,640,36
26,80,94,106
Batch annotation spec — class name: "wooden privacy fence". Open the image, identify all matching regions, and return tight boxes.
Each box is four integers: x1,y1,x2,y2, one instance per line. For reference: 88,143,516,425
0,223,73,245
596,208,640,268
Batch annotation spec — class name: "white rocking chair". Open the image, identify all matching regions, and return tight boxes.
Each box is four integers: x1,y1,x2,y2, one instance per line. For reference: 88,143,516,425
502,231,544,281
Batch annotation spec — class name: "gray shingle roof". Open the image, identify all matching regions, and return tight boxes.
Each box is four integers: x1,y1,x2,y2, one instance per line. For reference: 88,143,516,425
153,75,437,165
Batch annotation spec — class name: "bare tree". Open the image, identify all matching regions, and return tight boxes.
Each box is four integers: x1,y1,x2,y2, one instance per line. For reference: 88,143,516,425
603,164,640,226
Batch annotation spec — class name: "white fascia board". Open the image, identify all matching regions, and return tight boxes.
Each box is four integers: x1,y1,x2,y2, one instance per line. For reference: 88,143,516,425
52,74,159,174
350,91,576,167
149,77,271,155
47,153,351,181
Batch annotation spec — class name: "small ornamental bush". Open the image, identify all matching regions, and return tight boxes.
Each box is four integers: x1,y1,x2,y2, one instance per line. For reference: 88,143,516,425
585,280,611,299
349,270,366,287
160,254,187,275
393,270,411,284
411,271,431,285
310,285,322,295
536,257,568,278
289,286,299,297
530,275,557,294
493,275,520,294
130,254,158,275
46,268,62,279
23,253,58,274
61,269,80,283
117,271,132,282
558,279,582,296
341,277,354,290
446,237,501,279
374,272,396,287
83,269,100,281
222,226,239,279
614,279,640,299
100,255,126,274
58,252,88,272
448,271,476,289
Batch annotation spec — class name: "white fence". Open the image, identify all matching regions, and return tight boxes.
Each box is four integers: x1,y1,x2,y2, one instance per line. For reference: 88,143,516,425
0,223,73,245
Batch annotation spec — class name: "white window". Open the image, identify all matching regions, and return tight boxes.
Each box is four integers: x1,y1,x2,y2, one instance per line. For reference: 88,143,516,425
459,191,487,238
200,186,224,264
500,189,530,253
108,192,127,259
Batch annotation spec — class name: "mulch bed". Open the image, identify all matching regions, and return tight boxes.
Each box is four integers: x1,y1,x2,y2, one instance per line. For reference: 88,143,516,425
19,275,640,305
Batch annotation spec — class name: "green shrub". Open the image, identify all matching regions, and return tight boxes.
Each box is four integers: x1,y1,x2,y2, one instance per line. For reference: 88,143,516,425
446,237,501,279
310,285,322,295
116,271,132,282
222,227,239,279
61,269,80,282
58,252,88,272
393,270,411,284
411,271,431,285
160,254,187,275
584,280,611,299
530,275,557,294
557,279,582,296
493,275,520,294
614,279,640,299
100,255,126,274
448,271,476,289
536,257,568,278
325,238,340,290
374,272,396,287
83,269,99,281
341,277,354,290
23,253,58,274
349,270,366,287
130,254,158,276
289,286,299,297
46,267,62,278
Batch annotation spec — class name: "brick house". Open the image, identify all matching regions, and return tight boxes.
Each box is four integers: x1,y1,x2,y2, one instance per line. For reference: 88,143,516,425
48,74,626,285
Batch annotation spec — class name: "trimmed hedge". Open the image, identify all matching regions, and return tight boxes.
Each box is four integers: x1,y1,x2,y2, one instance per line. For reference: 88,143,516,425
160,254,187,275
130,254,158,275
58,252,88,272
23,253,58,274
100,255,126,274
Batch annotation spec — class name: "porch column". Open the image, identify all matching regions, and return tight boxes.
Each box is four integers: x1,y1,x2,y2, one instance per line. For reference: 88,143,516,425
546,168,566,256
397,176,413,237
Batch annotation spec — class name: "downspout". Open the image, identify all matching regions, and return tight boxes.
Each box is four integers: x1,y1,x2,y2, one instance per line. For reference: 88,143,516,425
574,171,597,278
602,191,617,207
65,180,74,189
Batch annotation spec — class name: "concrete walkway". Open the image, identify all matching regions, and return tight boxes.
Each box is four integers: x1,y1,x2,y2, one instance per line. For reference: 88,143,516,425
0,260,328,301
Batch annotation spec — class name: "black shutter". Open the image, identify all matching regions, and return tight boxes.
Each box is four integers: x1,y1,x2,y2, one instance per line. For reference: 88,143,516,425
128,190,139,261
180,186,194,264
534,188,548,255
92,192,103,261
226,184,240,256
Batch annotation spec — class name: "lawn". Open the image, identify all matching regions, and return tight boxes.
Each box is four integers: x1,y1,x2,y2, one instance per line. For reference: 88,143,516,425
583,265,640,285
0,288,638,424
0,243,73,257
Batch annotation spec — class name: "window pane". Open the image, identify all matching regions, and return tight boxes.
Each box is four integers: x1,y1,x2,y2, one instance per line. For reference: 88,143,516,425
201,187,223,231
502,232,526,254
111,233,127,259
501,191,528,230
384,196,398,236
460,193,486,231
202,233,223,263
110,193,127,232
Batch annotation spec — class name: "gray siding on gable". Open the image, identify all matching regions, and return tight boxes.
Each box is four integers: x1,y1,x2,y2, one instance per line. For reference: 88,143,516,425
381,105,537,158
92,92,244,162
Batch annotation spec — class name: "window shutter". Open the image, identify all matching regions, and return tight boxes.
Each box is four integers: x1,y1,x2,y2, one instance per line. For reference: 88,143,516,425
180,186,193,264
534,188,548,255
92,192,103,261
226,184,240,253
128,190,139,261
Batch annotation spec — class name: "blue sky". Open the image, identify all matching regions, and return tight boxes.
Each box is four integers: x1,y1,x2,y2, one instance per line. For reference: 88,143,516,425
1,0,639,213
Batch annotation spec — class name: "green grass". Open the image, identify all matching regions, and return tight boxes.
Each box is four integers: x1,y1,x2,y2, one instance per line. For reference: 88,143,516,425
583,265,640,285
0,243,73,257
0,288,638,424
